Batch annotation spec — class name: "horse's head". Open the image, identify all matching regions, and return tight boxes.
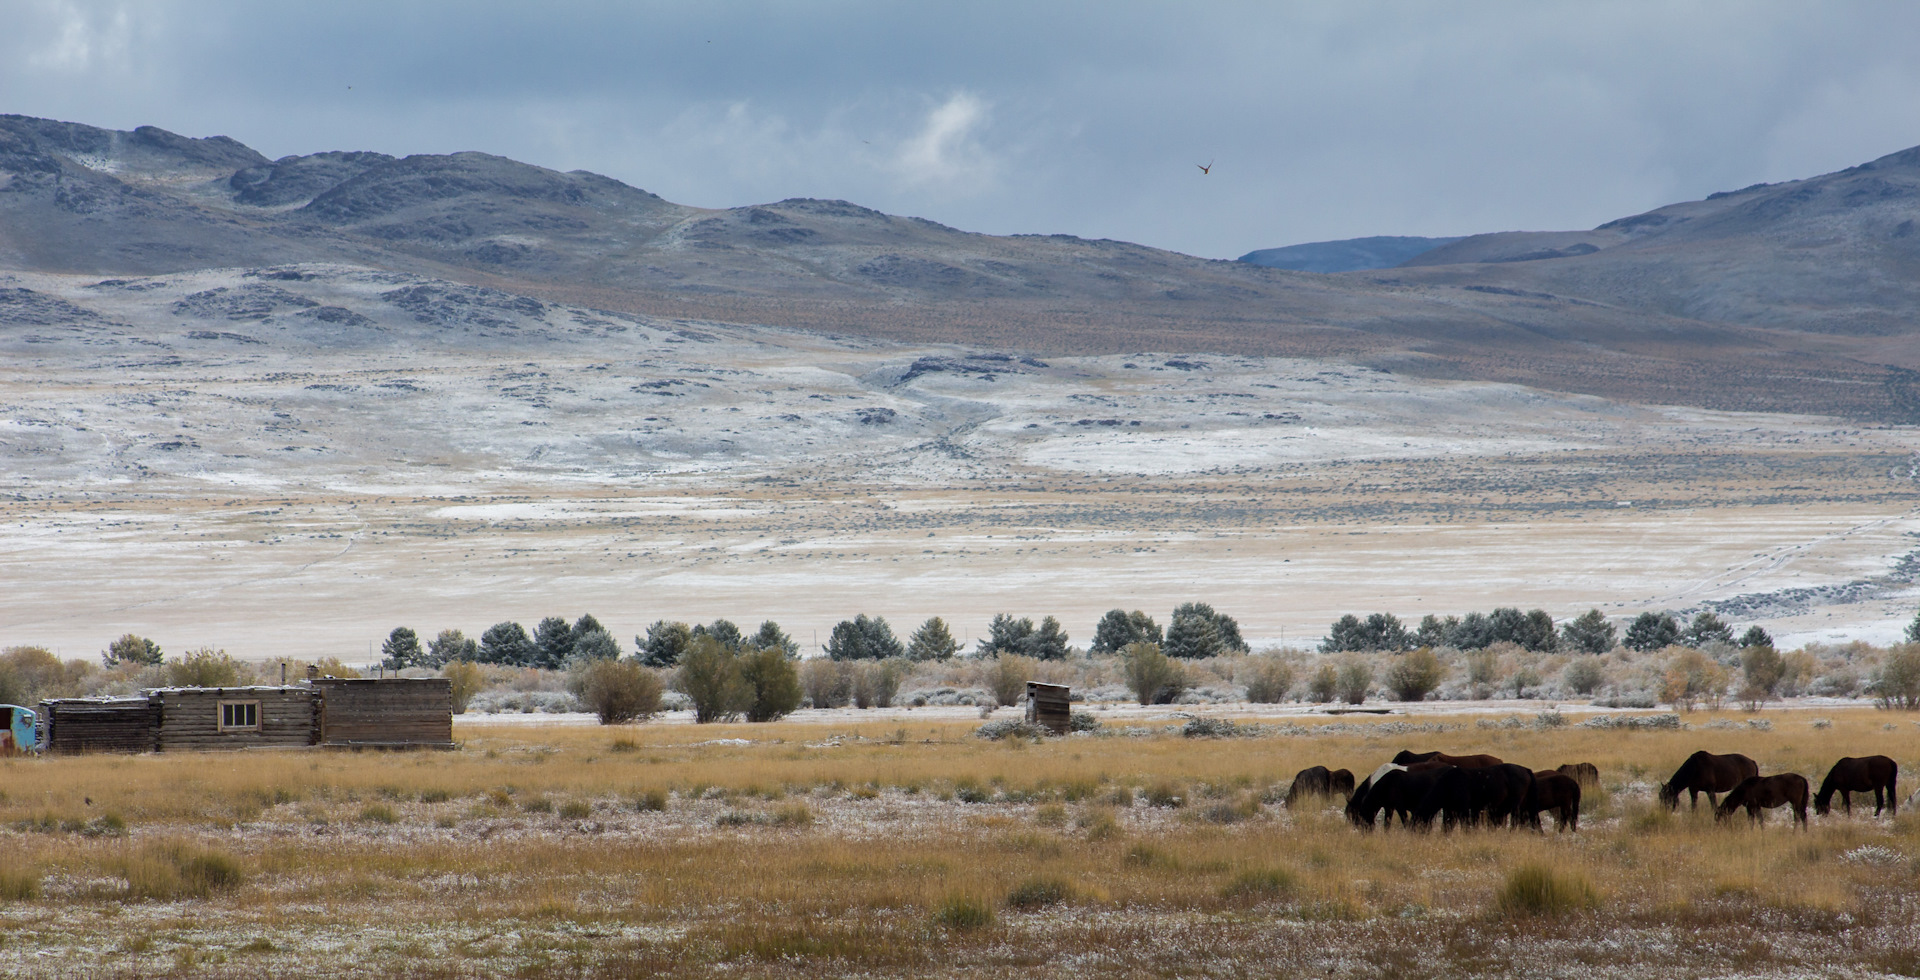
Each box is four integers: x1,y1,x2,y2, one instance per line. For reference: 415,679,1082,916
1657,782,1680,810
1813,791,1832,816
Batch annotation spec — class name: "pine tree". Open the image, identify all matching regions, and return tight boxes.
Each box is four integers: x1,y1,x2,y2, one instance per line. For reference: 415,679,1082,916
906,617,960,660
380,627,424,670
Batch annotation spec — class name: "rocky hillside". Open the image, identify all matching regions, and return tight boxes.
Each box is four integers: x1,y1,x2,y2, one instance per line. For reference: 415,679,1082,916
4,114,1920,419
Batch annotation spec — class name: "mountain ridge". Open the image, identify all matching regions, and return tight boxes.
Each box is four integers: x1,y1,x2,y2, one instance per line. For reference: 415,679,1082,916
5,114,1920,420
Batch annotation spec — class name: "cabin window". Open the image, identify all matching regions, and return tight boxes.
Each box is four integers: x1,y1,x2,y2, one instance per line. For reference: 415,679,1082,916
218,700,260,732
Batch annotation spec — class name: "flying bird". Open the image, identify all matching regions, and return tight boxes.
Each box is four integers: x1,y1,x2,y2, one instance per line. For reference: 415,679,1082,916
1197,160,1213,175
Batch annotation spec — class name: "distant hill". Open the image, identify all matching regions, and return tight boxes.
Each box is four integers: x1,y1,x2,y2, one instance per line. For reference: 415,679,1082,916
1237,235,1463,273
5,113,1920,420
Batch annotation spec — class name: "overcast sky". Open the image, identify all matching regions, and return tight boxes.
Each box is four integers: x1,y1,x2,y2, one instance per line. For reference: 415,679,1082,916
6,1,1920,259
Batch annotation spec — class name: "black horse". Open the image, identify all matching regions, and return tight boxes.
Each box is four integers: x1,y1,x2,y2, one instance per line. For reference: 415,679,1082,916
1716,773,1810,828
1410,764,1534,830
1815,756,1899,817
1285,766,1358,808
1659,750,1759,811
1350,766,1452,830
1392,749,1504,769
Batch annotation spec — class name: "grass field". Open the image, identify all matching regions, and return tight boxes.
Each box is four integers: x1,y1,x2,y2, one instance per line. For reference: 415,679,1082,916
2,709,1918,978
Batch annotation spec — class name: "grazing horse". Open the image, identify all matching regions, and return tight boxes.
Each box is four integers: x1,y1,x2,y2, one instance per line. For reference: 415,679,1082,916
1392,749,1504,769
1285,766,1355,808
1716,774,1810,828
1351,766,1451,830
1524,771,1583,832
1815,756,1899,817
1410,764,1534,830
1660,751,1759,811
1555,762,1600,789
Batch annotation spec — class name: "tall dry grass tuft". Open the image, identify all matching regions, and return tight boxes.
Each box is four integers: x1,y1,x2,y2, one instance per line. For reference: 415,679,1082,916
0,866,41,902
1496,863,1598,917
119,840,245,900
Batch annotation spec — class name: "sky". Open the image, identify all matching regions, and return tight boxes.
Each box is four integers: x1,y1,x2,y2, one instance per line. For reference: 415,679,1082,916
5,1,1920,259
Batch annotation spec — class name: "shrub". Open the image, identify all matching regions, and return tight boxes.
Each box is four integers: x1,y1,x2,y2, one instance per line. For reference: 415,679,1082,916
1181,717,1242,738
1122,642,1187,705
1562,657,1606,696
1660,647,1729,711
934,893,994,930
801,658,852,708
576,660,665,724
358,803,398,824
1006,877,1072,909
739,645,804,721
1874,643,1920,710
976,719,1050,741
1241,655,1296,703
634,788,669,812
558,800,593,820
983,654,1035,707
2,645,92,703
1069,710,1101,732
677,637,751,723
1335,656,1373,704
1384,648,1444,701
1495,864,1598,917
442,660,484,713
166,648,247,687
1306,663,1338,702
771,802,813,827
851,660,903,709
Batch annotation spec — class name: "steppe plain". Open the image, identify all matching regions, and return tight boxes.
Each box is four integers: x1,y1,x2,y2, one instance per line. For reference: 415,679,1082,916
3,263,1919,657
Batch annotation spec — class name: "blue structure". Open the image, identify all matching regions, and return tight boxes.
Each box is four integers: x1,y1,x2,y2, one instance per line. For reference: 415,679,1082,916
2,704,41,755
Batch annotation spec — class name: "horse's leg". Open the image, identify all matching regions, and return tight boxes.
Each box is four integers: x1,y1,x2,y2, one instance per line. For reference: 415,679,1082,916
1873,787,1885,817
1842,790,1852,816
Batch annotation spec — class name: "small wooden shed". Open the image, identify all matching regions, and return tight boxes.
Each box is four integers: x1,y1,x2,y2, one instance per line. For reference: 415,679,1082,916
153,686,318,751
41,698,160,754
311,677,454,749
1025,682,1072,735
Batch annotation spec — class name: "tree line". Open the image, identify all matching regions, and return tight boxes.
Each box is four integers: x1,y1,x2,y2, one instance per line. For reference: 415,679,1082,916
1321,608,1771,655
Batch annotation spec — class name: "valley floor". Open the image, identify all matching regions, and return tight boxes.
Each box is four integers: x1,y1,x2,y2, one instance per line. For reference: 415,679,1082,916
2,711,1917,978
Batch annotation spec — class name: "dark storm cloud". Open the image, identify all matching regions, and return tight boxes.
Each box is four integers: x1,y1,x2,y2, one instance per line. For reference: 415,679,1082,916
6,1,1920,258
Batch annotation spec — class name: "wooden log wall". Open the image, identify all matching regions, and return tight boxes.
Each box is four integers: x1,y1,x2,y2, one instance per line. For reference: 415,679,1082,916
42,698,159,754
312,678,454,748
154,688,316,751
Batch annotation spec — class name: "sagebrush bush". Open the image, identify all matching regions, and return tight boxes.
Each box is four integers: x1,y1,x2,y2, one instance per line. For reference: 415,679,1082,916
1123,642,1187,705
1384,649,1444,701
1241,655,1296,702
1496,863,1597,916
984,654,1035,707
575,659,665,724
442,660,484,714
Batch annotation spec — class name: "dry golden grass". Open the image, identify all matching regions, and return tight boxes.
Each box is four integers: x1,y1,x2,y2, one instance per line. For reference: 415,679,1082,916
0,709,1916,978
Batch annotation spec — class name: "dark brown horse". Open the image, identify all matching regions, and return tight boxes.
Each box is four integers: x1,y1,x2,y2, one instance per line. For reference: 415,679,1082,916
1524,771,1582,832
1716,774,1810,828
1411,763,1535,830
1815,756,1899,817
1349,766,1452,830
1285,766,1358,807
1555,762,1600,789
1393,749,1504,769
1660,751,1759,811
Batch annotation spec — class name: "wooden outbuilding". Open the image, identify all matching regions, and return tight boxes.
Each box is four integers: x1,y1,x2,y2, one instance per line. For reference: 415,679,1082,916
40,697,159,754
37,678,456,754
1025,681,1072,735
152,686,318,751
311,677,454,749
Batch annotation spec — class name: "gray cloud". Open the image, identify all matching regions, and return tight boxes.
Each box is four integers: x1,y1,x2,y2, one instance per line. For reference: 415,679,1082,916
5,0,1920,258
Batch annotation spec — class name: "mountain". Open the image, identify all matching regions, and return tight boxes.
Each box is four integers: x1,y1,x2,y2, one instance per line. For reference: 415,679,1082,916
1238,235,1463,273
4,113,1920,420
